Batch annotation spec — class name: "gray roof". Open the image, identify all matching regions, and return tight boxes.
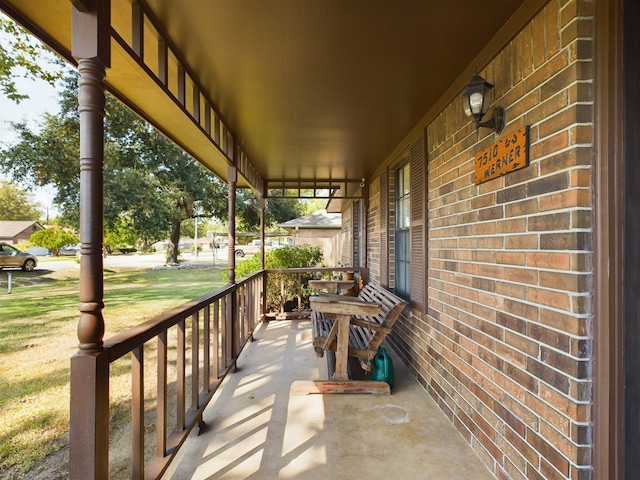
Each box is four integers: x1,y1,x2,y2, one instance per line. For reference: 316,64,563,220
278,210,341,230
0,221,44,238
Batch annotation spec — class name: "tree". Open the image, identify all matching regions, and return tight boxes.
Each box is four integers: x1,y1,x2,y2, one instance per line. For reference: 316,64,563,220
0,73,228,264
0,180,42,220
236,189,305,232
0,14,62,103
30,226,77,255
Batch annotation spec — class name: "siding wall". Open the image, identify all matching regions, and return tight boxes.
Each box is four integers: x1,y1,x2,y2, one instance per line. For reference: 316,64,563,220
365,1,594,479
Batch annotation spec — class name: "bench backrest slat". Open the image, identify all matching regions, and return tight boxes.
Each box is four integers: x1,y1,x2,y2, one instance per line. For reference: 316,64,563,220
357,283,406,328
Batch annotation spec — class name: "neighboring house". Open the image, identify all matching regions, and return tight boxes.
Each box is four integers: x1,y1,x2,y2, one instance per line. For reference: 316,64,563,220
0,221,45,245
278,210,342,266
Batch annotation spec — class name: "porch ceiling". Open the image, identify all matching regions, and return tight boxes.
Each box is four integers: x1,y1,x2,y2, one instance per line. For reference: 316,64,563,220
1,0,526,193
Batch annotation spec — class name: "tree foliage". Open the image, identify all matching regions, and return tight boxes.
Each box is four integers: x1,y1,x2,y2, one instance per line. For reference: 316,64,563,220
30,226,77,255
0,180,42,220
0,70,307,265
0,14,62,103
236,189,305,232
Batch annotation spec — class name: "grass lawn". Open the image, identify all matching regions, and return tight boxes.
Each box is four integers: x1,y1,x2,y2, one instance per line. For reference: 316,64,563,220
0,263,226,478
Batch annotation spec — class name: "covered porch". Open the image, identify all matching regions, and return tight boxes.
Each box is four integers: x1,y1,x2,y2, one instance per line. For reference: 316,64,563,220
1,0,636,479
163,317,493,480
87,267,494,479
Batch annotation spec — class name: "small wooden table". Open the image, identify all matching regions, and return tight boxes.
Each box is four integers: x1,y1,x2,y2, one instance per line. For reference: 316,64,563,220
308,279,355,295
308,295,381,382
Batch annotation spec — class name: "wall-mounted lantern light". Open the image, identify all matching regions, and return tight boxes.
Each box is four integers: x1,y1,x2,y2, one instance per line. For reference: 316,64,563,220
461,73,505,134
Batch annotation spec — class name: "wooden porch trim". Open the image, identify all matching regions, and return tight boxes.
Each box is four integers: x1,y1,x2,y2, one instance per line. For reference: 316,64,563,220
69,1,111,477
593,0,625,478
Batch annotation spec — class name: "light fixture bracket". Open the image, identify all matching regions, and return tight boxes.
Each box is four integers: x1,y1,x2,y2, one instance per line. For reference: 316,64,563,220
477,107,506,134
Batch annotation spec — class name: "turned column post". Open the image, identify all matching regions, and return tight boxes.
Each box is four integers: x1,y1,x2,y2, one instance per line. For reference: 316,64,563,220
69,1,111,478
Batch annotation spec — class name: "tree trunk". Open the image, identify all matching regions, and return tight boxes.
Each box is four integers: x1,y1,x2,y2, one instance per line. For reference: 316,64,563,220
166,220,181,265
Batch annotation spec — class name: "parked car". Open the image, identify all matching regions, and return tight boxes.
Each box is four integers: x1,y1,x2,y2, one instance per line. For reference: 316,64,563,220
27,246,51,256
59,244,81,257
0,242,38,272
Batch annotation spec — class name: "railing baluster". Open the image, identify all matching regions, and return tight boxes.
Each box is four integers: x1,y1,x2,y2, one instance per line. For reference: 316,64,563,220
203,305,211,392
132,346,144,479
213,299,220,379
280,275,285,313
241,285,247,341
156,331,167,457
226,294,234,365
232,289,239,360
221,295,228,367
176,319,186,430
191,312,199,410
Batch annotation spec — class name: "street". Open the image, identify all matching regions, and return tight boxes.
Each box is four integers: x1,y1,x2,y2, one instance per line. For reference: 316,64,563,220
36,249,233,273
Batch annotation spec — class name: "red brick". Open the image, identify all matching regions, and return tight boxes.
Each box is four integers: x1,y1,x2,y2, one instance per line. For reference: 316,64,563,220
529,90,570,126
539,383,590,422
525,51,570,93
570,124,593,145
506,234,539,250
505,426,540,466
505,299,540,321
539,308,587,336
539,189,591,212
530,130,570,157
496,341,528,369
540,270,588,292
527,251,571,270
527,286,571,310
505,331,540,358
532,11,546,67
497,218,527,233
529,323,571,353
497,251,527,266
506,199,539,218
541,420,575,459
496,281,528,301
527,428,570,476
545,1,561,58
505,266,538,285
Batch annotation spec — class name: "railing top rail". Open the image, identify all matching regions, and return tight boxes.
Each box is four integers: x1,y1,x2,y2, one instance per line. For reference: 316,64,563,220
103,270,263,362
265,266,365,274
101,267,362,363
104,283,234,362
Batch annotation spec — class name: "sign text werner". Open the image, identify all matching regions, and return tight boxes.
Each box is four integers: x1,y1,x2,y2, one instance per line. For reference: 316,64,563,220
474,126,529,184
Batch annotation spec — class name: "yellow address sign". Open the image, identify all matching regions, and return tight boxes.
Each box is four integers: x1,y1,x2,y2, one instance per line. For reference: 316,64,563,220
474,126,529,184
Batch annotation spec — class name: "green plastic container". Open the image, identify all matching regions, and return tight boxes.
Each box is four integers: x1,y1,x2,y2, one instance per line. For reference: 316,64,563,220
372,347,395,389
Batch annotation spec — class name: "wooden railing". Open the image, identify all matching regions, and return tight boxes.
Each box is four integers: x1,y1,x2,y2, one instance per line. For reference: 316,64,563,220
70,266,365,479
86,272,262,479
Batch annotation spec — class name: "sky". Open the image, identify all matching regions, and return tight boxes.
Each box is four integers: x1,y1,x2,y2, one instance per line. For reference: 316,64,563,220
0,77,60,145
0,15,64,219
0,76,61,219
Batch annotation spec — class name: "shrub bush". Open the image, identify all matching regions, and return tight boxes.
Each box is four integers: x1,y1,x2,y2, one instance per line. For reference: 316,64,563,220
232,244,323,313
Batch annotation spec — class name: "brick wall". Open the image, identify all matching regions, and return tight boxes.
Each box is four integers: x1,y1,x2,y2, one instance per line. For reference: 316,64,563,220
366,1,594,479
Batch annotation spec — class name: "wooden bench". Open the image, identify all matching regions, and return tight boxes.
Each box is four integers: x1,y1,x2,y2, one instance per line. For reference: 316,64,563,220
311,283,407,373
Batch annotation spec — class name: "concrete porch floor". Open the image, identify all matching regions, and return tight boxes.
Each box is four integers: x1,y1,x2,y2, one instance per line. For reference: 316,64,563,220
162,319,495,480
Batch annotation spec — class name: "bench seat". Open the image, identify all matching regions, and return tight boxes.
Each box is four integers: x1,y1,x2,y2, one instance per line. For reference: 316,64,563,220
311,283,407,372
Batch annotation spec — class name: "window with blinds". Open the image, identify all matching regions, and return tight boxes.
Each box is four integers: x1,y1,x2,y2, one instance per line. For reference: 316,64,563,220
395,161,410,299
